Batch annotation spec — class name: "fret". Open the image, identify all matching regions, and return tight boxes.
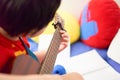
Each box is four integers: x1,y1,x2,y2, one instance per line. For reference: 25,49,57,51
39,26,62,74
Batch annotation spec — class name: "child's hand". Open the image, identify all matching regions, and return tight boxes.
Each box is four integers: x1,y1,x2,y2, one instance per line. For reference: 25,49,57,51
58,30,70,52
35,30,69,62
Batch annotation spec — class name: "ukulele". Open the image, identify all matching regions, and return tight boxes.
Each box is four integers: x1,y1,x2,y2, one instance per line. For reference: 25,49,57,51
11,14,65,74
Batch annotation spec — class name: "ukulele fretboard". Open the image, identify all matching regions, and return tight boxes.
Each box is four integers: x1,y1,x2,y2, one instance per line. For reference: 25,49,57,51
39,26,62,74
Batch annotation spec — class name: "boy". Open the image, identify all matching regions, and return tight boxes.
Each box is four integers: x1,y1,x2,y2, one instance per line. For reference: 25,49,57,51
0,0,68,73
0,0,83,79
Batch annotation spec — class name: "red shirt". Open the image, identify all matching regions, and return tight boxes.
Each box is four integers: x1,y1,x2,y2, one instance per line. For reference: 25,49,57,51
0,34,29,73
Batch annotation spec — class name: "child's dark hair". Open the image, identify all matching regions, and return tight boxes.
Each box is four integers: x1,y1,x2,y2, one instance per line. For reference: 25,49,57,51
0,0,61,36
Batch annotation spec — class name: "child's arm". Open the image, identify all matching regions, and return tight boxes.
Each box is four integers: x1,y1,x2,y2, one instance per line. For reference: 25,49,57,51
0,72,84,80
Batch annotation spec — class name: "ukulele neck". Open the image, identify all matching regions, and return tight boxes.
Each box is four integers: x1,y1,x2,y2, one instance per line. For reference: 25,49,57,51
39,23,64,74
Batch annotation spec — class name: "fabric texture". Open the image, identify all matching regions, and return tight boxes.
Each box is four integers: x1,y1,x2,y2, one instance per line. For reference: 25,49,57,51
80,0,120,48
0,34,29,73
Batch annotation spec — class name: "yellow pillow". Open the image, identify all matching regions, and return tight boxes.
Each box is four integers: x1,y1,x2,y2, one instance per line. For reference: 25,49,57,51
32,10,80,44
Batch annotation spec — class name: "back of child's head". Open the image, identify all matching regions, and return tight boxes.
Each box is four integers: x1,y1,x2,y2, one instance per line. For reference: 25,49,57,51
0,0,61,36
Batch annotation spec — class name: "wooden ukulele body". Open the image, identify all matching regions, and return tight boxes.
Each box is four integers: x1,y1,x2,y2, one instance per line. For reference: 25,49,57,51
11,55,40,74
